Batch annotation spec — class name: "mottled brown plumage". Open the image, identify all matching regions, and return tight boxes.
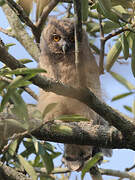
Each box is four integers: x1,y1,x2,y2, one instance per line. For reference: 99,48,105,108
38,18,111,171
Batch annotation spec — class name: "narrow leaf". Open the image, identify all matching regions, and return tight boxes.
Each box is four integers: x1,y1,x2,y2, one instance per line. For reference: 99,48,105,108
81,153,103,180
5,43,16,50
33,138,54,173
42,103,57,119
7,68,46,76
56,114,89,122
131,37,135,77
82,0,88,21
18,155,38,180
19,59,33,64
120,33,129,60
5,118,28,130
8,139,18,156
11,91,29,123
98,0,112,13
106,40,122,71
123,105,132,112
52,124,72,135
110,71,135,90
132,99,135,118
112,92,133,101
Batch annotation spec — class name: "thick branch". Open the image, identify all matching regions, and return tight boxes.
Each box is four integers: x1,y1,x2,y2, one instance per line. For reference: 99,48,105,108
32,121,125,149
0,161,31,180
0,44,135,141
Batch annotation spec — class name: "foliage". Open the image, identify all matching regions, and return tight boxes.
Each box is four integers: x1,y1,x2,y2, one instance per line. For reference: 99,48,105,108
0,0,135,180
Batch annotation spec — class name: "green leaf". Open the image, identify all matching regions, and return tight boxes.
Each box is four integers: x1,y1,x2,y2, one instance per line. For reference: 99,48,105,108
82,0,88,21
56,114,89,122
106,40,122,71
98,0,112,13
18,155,38,180
50,152,61,160
5,118,28,130
111,5,130,22
8,68,46,76
5,43,16,50
42,151,54,174
0,0,5,6
52,124,72,135
81,153,103,180
120,33,129,60
132,99,135,118
42,103,57,119
102,21,121,34
11,91,29,124
33,138,54,173
110,71,135,90
97,0,119,22
131,37,135,77
8,139,18,156
123,105,132,112
112,92,133,101
19,59,33,64
0,80,8,92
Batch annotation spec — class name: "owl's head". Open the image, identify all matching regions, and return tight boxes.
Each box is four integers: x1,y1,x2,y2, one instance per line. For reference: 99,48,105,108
40,18,75,60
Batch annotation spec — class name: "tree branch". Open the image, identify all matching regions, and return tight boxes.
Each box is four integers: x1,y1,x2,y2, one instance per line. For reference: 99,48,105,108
35,0,60,42
99,14,105,74
0,44,135,144
2,3,40,62
100,168,135,179
35,166,135,179
73,0,84,86
32,121,124,149
4,0,41,43
0,161,31,180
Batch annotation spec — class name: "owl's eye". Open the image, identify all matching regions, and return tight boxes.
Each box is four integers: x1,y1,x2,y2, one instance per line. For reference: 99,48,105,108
53,34,61,42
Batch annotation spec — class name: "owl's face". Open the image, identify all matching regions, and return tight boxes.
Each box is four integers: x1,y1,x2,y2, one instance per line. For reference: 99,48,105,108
41,19,75,60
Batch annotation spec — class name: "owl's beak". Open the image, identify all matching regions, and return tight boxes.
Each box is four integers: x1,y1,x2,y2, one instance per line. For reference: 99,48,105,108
62,42,68,54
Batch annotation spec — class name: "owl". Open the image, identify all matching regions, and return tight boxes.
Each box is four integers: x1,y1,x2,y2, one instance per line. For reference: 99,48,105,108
38,18,112,171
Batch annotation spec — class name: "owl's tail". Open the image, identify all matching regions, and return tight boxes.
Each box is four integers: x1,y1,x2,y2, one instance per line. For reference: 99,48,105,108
62,144,112,171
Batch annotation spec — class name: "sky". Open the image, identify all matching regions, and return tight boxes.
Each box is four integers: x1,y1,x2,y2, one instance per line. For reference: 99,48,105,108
0,4,135,180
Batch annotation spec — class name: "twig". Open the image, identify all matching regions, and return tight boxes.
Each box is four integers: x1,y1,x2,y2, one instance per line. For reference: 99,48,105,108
73,0,84,87
66,3,72,18
104,28,132,42
35,166,135,179
100,168,135,179
0,27,15,37
98,13,105,74
5,0,39,42
2,130,28,153
35,0,60,43
126,164,135,172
